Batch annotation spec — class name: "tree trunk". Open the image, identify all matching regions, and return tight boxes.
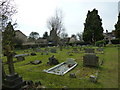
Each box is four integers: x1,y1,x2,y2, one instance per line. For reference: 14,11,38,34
7,53,15,75
2,64,6,82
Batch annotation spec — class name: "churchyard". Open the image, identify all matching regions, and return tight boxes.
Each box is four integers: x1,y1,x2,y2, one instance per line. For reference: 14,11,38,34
2,46,118,88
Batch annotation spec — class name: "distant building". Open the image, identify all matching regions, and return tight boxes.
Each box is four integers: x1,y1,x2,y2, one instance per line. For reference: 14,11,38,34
36,38,48,45
15,30,28,43
103,30,116,40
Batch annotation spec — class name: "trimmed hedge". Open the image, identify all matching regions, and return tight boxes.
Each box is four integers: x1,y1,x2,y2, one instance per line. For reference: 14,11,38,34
95,40,108,46
95,39,120,46
111,39,120,44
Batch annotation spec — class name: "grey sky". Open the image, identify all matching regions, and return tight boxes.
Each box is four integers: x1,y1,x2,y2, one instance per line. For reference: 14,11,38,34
13,0,119,37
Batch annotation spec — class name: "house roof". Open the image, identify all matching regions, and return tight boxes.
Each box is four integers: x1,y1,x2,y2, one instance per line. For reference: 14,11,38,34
15,30,27,37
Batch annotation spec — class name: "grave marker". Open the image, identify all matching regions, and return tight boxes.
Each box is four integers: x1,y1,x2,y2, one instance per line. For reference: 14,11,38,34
85,48,95,53
83,54,99,67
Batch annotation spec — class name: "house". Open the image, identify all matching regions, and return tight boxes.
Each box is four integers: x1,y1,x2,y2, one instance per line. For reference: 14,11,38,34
15,30,28,43
36,38,48,45
103,30,116,40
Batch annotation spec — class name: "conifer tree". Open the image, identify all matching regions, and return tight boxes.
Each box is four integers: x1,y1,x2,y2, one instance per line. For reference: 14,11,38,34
115,13,120,39
83,9,104,43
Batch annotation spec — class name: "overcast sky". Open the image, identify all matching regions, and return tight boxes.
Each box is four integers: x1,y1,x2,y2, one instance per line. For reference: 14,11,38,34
13,0,119,37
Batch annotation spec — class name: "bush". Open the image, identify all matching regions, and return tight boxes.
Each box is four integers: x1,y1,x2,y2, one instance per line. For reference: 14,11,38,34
95,40,106,46
111,39,120,44
106,44,118,47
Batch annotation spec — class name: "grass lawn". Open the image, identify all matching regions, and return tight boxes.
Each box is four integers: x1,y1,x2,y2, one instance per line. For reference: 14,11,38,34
3,46,118,88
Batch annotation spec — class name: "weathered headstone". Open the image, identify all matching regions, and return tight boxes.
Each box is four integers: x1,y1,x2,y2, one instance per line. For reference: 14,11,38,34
30,60,42,65
16,56,25,61
69,73,76,78
89,75,97,83
47,55,59,65
96,48,104,52
31,52,37,56
85,48,95,53
14,54,29,57
83,54,99,67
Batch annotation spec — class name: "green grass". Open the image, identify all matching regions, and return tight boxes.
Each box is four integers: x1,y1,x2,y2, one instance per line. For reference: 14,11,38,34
3,46,118,88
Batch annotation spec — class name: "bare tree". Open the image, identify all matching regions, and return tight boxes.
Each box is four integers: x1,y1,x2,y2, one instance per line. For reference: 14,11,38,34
77,32,83,41
47,9,65,36
0,0,17,30
60,31,68,39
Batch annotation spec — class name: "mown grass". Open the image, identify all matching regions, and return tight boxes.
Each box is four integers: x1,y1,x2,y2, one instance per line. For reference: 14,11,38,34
3,46,118,88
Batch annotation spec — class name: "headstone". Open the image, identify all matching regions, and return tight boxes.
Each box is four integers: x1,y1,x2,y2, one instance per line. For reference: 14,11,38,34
83,54,99,67
69,73,76,78
16,56,25,61
96,48,104,52
47,55,59,65
30,60,42,65
14,54,29,58
85,48,95,53
31,52,37,56
89,75,97,83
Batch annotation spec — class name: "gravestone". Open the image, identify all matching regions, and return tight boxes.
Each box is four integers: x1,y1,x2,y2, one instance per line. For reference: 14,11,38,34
31,52,37,56
47,55,59,65
50,48,56,53
69,73,76,78
89,75,97,83
30,60,42,65
83,54,99,67
16,56,25,61
96,48,104,52
89,72,98,83
14,54,29,57
85,48,95,53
